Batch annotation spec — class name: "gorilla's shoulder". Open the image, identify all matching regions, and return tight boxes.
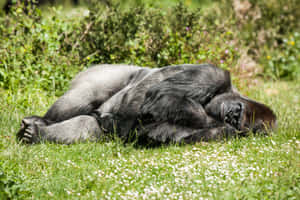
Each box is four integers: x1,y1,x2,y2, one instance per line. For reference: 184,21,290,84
161,63,229,74
161,63,220,69
158,63,230,81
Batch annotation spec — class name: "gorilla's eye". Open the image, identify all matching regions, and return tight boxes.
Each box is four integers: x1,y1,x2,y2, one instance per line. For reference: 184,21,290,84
224,102,242,129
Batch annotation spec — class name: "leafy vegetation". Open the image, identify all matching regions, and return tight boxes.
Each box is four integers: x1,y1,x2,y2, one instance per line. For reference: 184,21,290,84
80,1,239,70
229,0,300,80
0,0,298,94
0,3,82,95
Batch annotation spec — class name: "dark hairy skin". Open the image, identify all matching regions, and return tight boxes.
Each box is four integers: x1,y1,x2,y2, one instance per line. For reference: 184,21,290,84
17,64,277,145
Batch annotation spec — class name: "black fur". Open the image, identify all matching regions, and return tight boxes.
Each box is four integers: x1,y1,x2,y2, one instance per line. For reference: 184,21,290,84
17,64,277,145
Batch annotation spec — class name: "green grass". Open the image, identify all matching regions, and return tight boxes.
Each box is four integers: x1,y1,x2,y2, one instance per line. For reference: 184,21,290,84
0,81,299,199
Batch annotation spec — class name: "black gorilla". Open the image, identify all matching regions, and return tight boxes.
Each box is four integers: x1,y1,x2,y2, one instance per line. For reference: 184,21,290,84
17,64,277,145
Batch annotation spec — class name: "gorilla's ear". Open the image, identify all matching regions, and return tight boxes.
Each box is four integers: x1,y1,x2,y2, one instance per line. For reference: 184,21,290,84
242,97,277,133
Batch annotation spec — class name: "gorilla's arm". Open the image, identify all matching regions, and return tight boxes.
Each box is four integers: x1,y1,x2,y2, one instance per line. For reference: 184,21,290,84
17,64,150,144
136,122,238,145
140,66,231,128
140,92,222,129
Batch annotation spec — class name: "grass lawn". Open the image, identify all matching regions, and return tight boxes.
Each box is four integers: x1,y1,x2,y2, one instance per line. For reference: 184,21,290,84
0,80,299,199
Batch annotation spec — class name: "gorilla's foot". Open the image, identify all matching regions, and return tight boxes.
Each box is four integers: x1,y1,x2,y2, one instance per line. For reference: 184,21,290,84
17,116,47,144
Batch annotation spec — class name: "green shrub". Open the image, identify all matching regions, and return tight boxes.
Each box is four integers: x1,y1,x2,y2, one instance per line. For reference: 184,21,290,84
0,4,82,95
79,1,240,69
228,0,300,79
2,2,241,93
262,32,300,79
0,0,298,94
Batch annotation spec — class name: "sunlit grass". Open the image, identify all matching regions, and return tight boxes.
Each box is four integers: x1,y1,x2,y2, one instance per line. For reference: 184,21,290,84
0,81,299,199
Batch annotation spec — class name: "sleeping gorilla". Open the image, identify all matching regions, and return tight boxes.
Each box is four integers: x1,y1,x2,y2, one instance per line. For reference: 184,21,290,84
17,64,276,145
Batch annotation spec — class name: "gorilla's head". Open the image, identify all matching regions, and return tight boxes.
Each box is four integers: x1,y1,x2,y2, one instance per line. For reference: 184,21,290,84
205,93,277,134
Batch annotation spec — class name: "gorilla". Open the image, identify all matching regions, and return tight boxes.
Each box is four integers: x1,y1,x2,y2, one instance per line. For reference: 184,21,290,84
17,64,277,145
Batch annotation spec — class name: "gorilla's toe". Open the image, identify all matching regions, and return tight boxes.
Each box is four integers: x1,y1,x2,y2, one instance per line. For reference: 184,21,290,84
17,124,36,144
22,118,32,126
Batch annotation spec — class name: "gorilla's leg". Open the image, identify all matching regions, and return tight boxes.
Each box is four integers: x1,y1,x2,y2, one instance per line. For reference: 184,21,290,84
17,65,148,140
43,86,102,123
17,115,102,144
42,64,151,123
43,65,147,123
16,85,104,142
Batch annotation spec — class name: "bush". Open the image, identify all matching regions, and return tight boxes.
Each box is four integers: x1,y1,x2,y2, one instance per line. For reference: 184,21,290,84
229,0,300,79
79,1,240,69
262,32,300,79
0,2,242,93
0,4,82,95
0,0,298,94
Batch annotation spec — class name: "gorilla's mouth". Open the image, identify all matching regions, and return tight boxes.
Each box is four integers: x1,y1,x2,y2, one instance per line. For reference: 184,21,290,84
221,102,244,130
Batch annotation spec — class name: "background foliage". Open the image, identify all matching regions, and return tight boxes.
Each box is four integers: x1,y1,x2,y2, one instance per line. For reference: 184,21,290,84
0,0,299,94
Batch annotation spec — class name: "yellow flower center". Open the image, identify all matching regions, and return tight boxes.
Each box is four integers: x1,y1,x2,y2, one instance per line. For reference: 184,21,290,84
289,41,295,46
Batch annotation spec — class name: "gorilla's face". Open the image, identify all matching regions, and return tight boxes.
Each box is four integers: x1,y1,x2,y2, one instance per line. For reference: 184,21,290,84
220,101,244,130
205,93,244,129
206,93,276,133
